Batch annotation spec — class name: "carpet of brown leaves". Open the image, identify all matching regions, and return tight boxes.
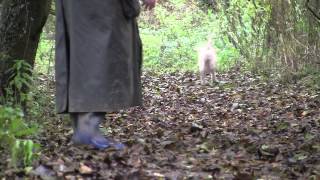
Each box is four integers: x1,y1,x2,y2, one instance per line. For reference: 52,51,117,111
2,71,320,179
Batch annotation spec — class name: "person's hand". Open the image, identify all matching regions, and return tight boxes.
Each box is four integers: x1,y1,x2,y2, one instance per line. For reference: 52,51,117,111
142,0,157,10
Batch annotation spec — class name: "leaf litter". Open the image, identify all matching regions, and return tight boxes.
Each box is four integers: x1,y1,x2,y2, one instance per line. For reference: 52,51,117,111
2,70,320,179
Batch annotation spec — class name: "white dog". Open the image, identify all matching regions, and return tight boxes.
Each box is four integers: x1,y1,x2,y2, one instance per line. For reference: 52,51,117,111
197,36,217,85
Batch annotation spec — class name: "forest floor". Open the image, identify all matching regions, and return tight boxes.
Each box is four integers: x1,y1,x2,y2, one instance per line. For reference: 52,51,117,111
2,70,320,179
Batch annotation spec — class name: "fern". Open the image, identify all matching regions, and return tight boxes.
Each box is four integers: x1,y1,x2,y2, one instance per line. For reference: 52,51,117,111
3,60,33,107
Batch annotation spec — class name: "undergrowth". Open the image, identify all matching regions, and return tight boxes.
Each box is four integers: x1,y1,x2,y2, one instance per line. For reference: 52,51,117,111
0,106,39,170
0,60,40,171
138,0,238,73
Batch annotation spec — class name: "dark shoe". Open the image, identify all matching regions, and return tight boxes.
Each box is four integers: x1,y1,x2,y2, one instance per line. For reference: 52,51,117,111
70,112,125,150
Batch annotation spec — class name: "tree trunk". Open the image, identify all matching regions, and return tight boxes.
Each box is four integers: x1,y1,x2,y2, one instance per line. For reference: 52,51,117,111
0,0,51,103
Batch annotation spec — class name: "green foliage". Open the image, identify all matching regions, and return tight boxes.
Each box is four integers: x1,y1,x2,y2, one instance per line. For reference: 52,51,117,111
2,60,33,107
11,139,40,169
139,0,239,72
35,0,319,85
35,36,54,74
0,106,39,168
36,0,240,74
215,0,271,65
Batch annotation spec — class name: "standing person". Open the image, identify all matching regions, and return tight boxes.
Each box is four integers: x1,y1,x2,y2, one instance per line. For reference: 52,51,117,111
55,0,156,149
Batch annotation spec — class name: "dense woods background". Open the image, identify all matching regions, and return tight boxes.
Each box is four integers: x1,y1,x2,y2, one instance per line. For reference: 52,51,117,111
1,0,319,101
0,0,319,179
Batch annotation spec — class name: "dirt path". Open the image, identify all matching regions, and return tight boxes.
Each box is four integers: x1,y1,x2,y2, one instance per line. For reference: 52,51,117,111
4,71,320,179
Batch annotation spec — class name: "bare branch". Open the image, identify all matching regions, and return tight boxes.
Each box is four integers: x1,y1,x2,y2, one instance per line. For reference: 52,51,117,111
306,0,320,21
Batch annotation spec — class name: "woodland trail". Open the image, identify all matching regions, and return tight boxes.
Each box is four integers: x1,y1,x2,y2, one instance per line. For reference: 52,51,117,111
4,71,320,179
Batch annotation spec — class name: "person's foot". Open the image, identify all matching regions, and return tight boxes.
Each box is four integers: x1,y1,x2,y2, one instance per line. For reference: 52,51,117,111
72,132,125,150
70,112,125,150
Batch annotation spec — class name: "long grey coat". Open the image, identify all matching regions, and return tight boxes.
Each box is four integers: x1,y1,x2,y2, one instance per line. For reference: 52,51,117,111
55,0,143,113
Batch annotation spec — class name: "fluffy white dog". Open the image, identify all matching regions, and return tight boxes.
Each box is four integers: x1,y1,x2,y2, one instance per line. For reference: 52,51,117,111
197,36,217,85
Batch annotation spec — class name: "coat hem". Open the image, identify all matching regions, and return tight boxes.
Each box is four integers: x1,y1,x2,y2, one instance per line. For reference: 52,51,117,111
56,103,143,114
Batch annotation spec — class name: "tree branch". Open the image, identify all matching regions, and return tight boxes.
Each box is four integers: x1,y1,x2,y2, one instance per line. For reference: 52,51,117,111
306,0,320,20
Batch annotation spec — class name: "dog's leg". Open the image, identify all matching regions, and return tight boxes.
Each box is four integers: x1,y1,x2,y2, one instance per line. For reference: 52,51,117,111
211,69,216,84
200,71,206,85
